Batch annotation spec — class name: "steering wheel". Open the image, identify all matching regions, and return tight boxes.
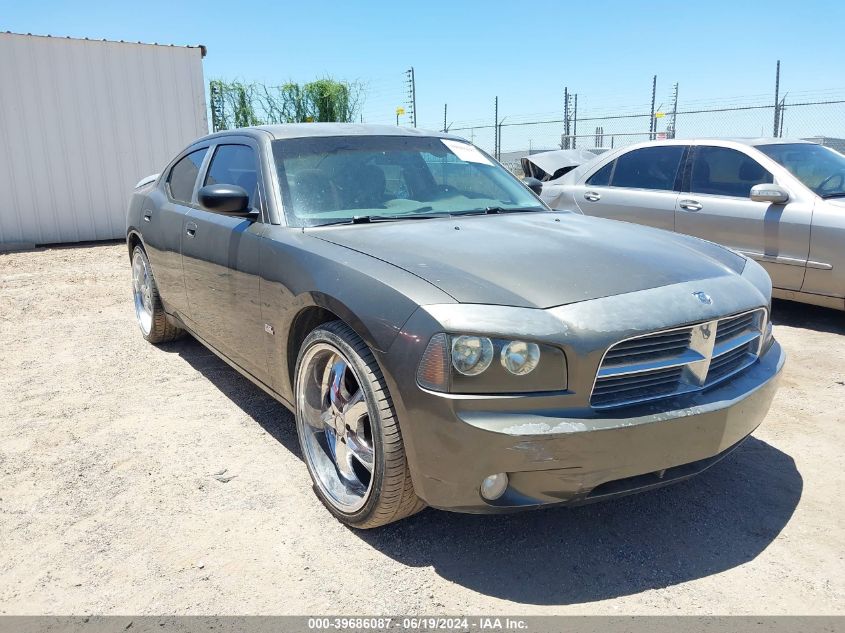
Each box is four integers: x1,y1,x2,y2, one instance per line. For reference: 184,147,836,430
816,171,845,194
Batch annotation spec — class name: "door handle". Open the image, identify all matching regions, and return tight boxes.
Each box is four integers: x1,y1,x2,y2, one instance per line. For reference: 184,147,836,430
142,210,153,222
584,191,601,202
679,199,703,211
185,221,197,237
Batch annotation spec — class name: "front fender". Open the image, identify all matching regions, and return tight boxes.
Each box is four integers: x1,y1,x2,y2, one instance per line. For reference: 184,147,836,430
258,227,455,401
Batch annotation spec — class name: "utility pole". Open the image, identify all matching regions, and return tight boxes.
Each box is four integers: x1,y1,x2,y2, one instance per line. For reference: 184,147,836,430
668,82,679,139
650,75,657,140
773,60,781,137
497,116,506,160
494,96,499,159
443,103,447,133
563,87,570,149
572,94,578,149
405,67,417,127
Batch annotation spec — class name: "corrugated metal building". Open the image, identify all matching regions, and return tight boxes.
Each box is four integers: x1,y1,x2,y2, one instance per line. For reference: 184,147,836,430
0,32,208,245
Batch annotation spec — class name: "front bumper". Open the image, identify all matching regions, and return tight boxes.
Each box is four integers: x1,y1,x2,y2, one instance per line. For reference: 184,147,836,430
386,339,784,513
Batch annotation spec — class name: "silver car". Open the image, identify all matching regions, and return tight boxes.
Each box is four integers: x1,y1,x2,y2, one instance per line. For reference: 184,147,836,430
541,138,845,311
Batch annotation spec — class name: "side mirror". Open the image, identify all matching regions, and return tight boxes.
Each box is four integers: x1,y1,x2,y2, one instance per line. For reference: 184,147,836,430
197,184,253,216
750,183,789,204
523,177,543,195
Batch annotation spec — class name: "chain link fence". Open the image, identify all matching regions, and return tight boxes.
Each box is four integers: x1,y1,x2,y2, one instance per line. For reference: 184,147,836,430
447,98,845,173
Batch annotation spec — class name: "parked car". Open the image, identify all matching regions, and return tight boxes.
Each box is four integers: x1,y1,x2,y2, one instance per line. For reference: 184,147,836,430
127,124,783,528
541,138,845,311
520,148,597,181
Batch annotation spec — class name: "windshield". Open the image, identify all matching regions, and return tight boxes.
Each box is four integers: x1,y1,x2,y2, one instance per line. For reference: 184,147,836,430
757,142,845,198
272,135,546,226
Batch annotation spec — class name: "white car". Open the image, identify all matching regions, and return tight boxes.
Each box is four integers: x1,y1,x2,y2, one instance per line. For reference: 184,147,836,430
540,138,845,311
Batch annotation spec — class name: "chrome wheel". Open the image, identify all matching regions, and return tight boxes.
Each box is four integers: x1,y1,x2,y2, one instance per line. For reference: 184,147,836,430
297,343,375,513
132,251,153,336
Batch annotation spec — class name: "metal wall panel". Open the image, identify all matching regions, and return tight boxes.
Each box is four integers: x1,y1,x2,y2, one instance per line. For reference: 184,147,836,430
0,33,208,244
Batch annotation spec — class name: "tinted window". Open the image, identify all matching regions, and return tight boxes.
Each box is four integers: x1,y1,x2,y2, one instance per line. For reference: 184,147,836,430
610,146,685,191
586,161,613,186
167,149,207,203
205,144,259,209
690,146,773,197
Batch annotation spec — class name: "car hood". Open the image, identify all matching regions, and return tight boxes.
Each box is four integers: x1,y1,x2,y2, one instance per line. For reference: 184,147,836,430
307,213,746,309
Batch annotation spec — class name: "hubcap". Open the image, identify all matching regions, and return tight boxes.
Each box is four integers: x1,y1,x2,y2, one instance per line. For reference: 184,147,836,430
297,344,375,513
132,252,153,335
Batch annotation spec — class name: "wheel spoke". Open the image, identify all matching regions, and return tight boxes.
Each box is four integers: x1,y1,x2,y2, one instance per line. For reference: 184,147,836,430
346,433,374,473
331,437,360,482
328,357,350,412
342,390,369,436
296,343,376,513
322,426,338,461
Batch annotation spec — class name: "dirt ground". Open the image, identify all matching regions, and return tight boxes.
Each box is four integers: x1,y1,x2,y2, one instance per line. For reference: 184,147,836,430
0,242,843,616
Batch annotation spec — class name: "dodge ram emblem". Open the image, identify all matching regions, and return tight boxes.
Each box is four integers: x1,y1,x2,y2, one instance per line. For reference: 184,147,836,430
693,291,713,305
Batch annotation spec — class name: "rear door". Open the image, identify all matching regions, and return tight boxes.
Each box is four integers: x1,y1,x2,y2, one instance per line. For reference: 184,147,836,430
573,144,688,231
675,144,811,290
181,140,269,383
143,147,208,317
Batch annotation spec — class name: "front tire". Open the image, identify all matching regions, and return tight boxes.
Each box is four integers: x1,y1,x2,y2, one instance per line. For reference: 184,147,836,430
131,245,184,344
294,321,425,528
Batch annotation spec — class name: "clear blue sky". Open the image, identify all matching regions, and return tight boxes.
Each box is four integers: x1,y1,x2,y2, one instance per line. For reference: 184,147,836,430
3,0,844,146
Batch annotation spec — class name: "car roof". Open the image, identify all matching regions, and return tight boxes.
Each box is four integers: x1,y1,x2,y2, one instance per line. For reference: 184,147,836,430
198,123,464,143
552,136,821,185
689,137,815,147
617,137,817,149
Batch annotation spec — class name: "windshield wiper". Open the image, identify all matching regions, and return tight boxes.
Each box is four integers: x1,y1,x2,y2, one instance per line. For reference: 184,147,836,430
821,192,845,199
351,213,447,223
452,206,547,216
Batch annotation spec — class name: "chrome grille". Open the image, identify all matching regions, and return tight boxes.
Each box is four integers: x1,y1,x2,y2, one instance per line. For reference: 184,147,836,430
591,308,766,409
715,312,756,344
591,366,684,408
603,330,692,366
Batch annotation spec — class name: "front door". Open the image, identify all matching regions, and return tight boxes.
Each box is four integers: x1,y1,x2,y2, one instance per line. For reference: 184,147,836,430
675,145,811,290
181,141,269,383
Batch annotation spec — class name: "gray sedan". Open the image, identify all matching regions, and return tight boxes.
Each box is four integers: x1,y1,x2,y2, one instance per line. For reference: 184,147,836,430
541,138,845,311
127,124,783,528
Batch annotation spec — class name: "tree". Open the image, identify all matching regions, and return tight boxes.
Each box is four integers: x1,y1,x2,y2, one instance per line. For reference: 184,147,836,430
209,78,363,131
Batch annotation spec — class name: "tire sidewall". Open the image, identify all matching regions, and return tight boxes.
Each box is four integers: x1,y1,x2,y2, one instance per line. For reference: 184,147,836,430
132,245,155,341
294,324,387,526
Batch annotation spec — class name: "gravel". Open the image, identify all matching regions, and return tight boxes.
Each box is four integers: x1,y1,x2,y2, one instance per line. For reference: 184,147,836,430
0,242,842,615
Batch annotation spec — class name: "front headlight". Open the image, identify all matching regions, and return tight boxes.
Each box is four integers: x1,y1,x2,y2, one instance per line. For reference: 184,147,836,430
417,333,567,394
500,340,541,375
451,336,494,376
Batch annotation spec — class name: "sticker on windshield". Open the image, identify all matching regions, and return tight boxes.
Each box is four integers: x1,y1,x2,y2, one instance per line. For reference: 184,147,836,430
441,139,493,165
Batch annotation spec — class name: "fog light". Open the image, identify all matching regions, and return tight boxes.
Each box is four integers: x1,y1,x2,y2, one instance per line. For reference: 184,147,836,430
480,472,509,500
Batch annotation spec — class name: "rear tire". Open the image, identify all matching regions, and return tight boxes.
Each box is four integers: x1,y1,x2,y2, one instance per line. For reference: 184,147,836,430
131,245,184,344
294,320,425,528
